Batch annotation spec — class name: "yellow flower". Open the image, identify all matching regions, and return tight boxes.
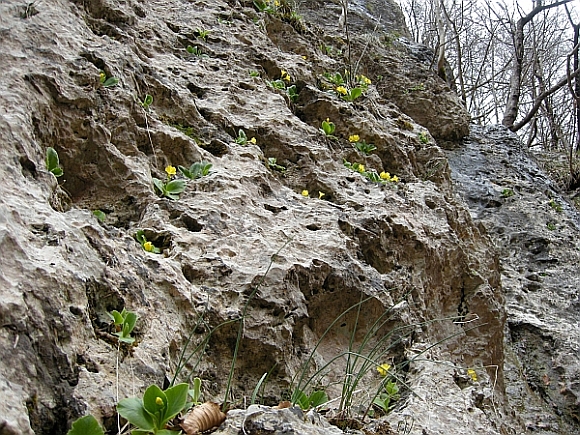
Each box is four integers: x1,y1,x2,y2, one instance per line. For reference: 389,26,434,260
301,190,309,197
349,135,360,143
467,368,477,382
155,397,164,406
318,191,325,199
302,55,307,60
143,241,154,252
165,165,177,177
336,86,348,95
250,137,257,144
391,175,399,182
99,71,106,82
380,171,391,181
360,75,371,85
281,70,291,82
274,0,280,6
377,363,391,377
357,164,365,173
326,118,330,122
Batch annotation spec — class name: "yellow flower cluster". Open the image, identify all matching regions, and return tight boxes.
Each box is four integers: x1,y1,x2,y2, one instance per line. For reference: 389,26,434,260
165,165,177,177
335,86,348,95
467,368,477,382
377,363,391,377
359,75,371,85
281,70,291,82
301,190,325,199
349,134,360,143
380,172,399,182
249,137,257,144
143,241,155,252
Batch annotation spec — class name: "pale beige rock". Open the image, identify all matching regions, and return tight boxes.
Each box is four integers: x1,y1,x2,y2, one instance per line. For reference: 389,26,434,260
0,1,519,435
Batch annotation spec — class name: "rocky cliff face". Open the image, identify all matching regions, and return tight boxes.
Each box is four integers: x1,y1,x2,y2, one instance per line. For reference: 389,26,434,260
0,1,571,435
447,125,580,435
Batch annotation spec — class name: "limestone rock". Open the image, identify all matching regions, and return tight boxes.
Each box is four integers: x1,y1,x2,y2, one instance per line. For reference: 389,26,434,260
447,124,580,434
0,1,512,435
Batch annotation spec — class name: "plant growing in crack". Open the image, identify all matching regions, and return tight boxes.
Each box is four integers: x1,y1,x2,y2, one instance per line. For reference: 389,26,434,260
138,94,154,111
195,28,210,41
117,383,189,435
266,157,286,173
178,161,212,180
153,166,186,200
234,129,256,145
344,160,399,184
320,118,336,138
46,147,63,177
269,70,298,102
136,230,161,254
349,135,376,154
107,308,138,344
186,45,207,58
99,71,119,88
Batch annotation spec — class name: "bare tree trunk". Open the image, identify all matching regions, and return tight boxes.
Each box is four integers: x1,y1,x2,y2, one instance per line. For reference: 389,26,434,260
501,0,573,129
531,21,559,148
441,0,466,103
565,6,580,153
434,0,447,81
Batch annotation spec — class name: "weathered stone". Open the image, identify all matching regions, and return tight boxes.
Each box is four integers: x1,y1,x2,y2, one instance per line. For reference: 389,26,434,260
0,1,550,435
447,124,580,435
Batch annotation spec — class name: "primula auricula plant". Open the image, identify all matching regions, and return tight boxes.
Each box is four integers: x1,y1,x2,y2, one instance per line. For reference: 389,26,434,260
235,129,257,146
349,135,376,154
322,71,371,102
136,230,161,254
269,70,298,102
46,147,63,177
344,160,400,185
153,166,186,200
320,118,336,137
117,383,189,435
107,308,138,344
178,161,212,180
99,71,119,88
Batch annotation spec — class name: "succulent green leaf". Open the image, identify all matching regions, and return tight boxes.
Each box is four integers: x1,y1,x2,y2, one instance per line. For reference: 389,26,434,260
143,94,153,106
117,397,155,431
46,147,63,176
124,311,138,335
102,77,119,87
135,230,147,245
103,77,119,88
143,384,166,426
291,389,309,410
67,415,105,435
116,334,135,344
163,383,189,422
152,178,165,195
165,179,186,195
178,165,193,179
309,390,329,408
92,210,106,222
191,377,202,405
350,87,362,100
51,167,64,177
109,310,124,325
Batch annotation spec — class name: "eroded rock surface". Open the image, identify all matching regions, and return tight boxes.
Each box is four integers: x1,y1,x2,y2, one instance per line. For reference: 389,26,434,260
447,124,580,434
0,1,524,435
